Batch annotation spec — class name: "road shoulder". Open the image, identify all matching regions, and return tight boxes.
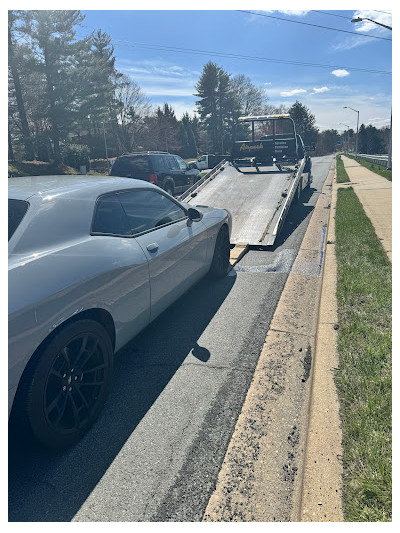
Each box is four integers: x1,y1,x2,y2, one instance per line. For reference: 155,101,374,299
203,159,339,522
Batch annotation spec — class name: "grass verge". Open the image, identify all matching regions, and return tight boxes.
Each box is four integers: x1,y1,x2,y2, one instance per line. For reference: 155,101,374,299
346,155,392,182
8,160,111,178
336,155,350,183
335,187,392,521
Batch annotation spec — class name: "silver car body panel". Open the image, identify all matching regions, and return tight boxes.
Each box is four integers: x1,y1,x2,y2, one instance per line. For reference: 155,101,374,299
8,176,231,414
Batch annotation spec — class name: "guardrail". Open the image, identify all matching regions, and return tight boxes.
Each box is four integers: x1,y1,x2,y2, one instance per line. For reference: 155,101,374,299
348,154,388,167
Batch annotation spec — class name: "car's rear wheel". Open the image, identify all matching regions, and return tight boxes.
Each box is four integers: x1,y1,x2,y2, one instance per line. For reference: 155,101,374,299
164,180,175,196
209,225,230,278
19,319,113,449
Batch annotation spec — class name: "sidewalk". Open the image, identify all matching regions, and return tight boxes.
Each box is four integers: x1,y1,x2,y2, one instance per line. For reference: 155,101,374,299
300,155,392,521
341,156,392,261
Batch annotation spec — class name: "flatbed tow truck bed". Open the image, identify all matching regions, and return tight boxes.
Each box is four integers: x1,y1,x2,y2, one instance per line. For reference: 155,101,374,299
179,158,308,247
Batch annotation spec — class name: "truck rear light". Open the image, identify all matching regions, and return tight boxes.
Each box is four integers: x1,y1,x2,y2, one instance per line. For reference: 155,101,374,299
149,174,158,184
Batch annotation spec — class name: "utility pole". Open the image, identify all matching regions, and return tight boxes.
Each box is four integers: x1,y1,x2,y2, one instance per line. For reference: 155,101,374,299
102,122,109,169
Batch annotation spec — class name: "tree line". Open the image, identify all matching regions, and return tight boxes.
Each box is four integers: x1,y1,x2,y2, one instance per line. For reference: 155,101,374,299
8,10,389,170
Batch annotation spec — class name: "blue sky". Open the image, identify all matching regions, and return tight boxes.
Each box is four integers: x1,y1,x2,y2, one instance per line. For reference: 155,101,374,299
78,5,392,133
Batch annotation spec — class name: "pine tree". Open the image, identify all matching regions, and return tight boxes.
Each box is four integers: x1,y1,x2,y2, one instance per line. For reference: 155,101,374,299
195,62,236,153
8,11,35,160
21,10,84,163
179,113,197,158
287,100,318,145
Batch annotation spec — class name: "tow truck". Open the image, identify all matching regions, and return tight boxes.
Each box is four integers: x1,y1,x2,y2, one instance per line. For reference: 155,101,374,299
178,114,314,250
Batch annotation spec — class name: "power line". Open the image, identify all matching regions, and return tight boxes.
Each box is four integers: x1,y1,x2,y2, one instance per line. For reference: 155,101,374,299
312,9,392,20
109,38,392,75
237,10,392,41
311,10,354,21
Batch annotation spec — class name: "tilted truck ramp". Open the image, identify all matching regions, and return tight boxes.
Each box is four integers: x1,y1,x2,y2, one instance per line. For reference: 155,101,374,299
180,162,305,247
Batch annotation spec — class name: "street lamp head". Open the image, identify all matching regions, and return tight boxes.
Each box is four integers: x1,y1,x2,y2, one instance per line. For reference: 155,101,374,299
351,17,363,23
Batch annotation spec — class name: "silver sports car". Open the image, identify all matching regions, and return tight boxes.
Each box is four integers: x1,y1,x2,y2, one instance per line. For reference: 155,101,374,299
8,175,231,448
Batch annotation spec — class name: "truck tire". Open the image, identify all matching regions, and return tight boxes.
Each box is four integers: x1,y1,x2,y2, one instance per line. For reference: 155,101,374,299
209,226,230,278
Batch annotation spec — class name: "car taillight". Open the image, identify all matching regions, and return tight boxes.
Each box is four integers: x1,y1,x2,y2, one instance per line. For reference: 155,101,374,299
149,174,158,185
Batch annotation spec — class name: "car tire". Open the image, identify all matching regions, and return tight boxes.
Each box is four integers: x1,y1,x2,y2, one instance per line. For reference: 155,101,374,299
16,319,113,449
209,225,230,278
164,180,175,196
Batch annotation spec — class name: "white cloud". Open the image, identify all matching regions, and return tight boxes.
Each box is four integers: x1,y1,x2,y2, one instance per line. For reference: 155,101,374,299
280,89,307,97
262,10,310,16
331,69,350,78
312,87,329,94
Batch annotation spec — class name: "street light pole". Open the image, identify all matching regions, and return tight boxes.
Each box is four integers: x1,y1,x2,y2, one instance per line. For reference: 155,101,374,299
344,106,359,156
351,16,391,164
340,123,350,153
351,17,392,31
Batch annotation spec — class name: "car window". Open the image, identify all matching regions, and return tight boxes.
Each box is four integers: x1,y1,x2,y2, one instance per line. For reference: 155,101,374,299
198,156,206,162
92,193,128,235
175,156,187,171
151,155,166,172
117,190,186,235
8,199,29,241
275,118,295,135
166,155,179,170
110,156,151,178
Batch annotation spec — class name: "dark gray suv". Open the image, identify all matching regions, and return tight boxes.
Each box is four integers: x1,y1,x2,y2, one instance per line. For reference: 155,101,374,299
110,152,201,196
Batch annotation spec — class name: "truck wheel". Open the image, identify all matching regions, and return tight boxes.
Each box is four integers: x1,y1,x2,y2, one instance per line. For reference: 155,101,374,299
15,319,113,449
209,226,230,278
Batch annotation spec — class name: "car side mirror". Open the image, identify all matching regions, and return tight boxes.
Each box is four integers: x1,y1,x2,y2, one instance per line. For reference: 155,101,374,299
187,207,203,222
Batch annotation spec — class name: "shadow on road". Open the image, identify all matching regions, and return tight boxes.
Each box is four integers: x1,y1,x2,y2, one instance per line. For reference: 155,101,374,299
270,185,317,249
8,273,236,522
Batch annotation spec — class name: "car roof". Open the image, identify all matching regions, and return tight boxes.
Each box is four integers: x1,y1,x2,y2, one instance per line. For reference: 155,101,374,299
8,175,154,201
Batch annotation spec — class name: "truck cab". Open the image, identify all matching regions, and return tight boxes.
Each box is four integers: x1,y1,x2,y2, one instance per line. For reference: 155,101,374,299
232,114,301,172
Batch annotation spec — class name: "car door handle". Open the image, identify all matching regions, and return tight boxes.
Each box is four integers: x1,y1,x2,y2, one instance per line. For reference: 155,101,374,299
146,243,159,253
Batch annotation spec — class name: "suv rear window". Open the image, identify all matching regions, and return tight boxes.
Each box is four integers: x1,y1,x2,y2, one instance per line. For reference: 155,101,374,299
8,199,29,240
110,155,151,179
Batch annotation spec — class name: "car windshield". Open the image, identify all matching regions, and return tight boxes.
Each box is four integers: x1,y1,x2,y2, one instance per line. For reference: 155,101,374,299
8,199,29,241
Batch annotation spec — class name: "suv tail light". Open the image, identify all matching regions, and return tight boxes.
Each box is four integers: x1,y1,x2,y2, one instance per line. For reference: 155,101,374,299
149,174,158,185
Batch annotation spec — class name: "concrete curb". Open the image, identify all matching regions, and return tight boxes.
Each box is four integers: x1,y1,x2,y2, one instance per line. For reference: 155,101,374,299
297,160,344,522
202,160,335,522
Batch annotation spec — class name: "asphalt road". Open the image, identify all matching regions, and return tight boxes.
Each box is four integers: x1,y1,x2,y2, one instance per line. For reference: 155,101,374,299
8,155,334,522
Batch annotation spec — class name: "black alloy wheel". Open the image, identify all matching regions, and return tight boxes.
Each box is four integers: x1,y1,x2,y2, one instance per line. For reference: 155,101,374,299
23,320,113,448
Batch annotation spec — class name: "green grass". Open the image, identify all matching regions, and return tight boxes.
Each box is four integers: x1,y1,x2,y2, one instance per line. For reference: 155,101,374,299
346,155,392,182
336,155,350,183
335,187,392,521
